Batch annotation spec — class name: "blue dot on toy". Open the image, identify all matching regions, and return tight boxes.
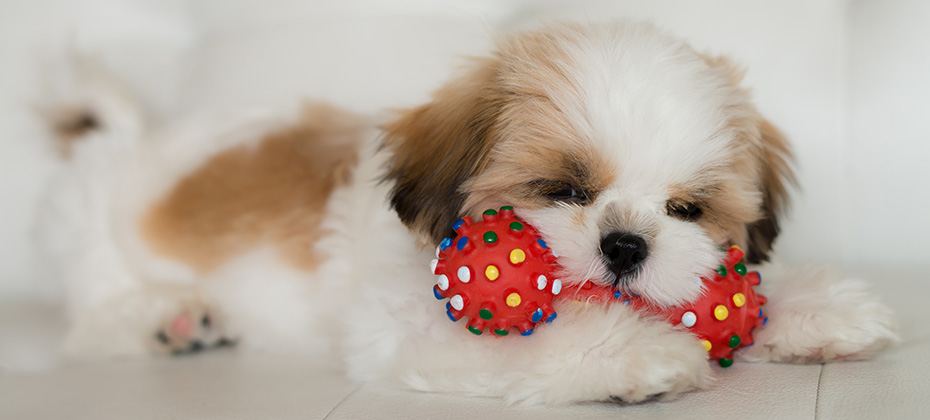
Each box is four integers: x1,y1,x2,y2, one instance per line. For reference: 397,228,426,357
456,237,468,250
521,329,535,336
763,317,769,326
452,219,464,230
537,239,547,248
613,290,621,299
446,310,458,322
439,237,452,251
623,299,631,305
433,287,443,300
546,312,557,323
531,308,543,323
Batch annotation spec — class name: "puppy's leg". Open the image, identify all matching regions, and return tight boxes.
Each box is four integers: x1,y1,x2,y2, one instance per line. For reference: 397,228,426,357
63,284,231,358
346,302,713,406
737,264,897,363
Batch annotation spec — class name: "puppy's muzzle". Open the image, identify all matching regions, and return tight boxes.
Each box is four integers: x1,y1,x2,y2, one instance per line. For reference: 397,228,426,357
600,232,648,284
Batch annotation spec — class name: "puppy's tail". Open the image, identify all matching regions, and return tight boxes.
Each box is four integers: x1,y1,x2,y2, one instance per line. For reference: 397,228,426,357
36,53,145,158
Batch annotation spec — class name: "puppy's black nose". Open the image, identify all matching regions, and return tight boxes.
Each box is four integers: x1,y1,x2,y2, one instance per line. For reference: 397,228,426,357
600,232,648,280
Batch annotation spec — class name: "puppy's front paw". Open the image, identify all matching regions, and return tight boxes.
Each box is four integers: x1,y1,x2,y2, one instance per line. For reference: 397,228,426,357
153,301,233,355
741,276,897,363
605,330,714,404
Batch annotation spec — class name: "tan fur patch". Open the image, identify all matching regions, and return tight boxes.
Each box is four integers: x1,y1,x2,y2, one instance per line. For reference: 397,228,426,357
142,103,364,273
461,29,618,214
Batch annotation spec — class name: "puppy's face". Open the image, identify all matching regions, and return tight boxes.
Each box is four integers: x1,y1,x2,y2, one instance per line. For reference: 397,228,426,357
384,23,792,307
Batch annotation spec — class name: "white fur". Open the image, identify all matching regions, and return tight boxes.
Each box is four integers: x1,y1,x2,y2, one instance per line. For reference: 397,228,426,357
737,262,898,363
37,21,897,405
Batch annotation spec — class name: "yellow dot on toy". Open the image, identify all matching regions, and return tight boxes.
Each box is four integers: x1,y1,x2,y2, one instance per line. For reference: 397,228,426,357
509,249,526,265
701,340,712,352
731,244,743,252
506,292,522,307
732,293,746,307
485,265,499,281
714,305,729,321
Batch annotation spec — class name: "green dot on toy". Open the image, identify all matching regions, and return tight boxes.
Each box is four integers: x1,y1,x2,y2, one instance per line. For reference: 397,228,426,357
734,263,747,276
729,334,741,348
493,329,509,336
483,231,498,244
467,326,483,335
479,309,493,320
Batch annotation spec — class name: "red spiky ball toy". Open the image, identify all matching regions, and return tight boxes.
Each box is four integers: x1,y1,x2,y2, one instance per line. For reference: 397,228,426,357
429,207,768,367
431,206,561,336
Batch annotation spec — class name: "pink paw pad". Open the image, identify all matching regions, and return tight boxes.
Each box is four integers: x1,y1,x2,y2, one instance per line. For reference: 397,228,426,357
170,314,194,338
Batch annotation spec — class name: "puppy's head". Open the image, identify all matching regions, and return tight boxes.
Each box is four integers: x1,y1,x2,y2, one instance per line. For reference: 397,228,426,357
383,22,793,307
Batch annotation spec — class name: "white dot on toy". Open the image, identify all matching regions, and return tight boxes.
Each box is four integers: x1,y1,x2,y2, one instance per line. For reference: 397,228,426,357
681,311,697,327
429,259,438,274
437,274,449,291
457,266,471,283
536,275,547,290
450,294,464,311
552,279,562,295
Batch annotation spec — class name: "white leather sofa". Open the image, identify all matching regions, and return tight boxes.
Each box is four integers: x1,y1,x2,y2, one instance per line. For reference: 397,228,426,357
2,1,929,418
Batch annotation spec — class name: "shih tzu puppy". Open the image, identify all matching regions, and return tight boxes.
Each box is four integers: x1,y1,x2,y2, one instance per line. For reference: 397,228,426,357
39,21,896,405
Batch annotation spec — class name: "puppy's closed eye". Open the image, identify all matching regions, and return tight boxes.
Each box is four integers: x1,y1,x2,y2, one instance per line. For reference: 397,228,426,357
666,199,703,221
534,180,590,204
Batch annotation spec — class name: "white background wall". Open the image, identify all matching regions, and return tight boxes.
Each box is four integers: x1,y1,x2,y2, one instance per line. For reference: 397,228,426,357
1,0,927,299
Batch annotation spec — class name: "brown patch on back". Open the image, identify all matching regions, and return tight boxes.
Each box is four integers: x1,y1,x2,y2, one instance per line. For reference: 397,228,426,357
143,104,364,273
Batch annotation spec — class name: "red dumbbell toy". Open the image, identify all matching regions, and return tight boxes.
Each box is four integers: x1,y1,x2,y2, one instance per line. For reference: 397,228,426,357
431,206,562,336
429,207,768,368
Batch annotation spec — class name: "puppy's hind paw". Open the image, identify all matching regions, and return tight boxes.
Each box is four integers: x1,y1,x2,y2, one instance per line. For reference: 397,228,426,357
153,302,234,355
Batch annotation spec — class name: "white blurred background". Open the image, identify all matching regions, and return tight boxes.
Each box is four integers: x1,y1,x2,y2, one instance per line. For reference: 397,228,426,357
1,0,928,301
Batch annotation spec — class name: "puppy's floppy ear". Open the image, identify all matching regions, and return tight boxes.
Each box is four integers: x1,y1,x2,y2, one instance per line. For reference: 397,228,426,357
702,52,795,263
744,119,794,263
382,58,503,243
